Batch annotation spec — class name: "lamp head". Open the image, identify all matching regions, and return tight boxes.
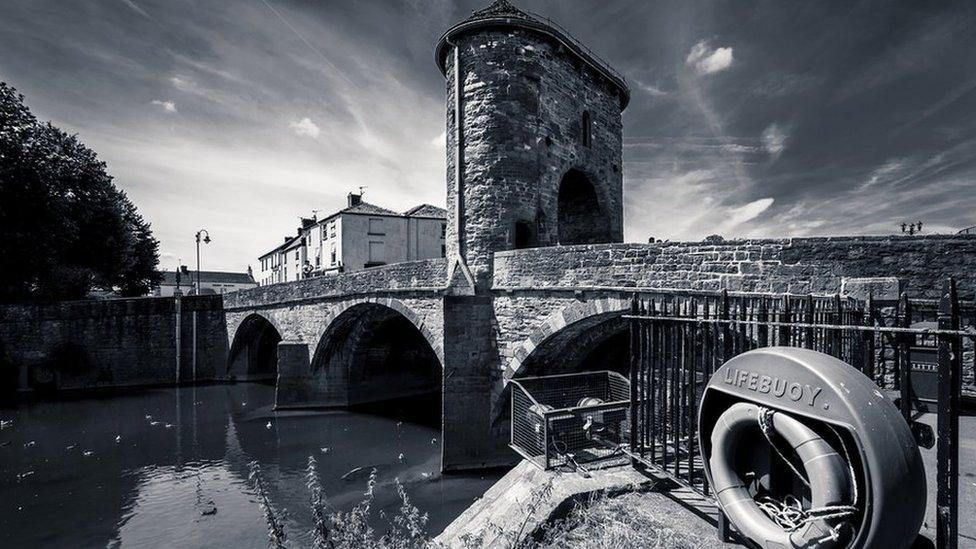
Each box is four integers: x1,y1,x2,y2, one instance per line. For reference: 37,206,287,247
203,235,211,244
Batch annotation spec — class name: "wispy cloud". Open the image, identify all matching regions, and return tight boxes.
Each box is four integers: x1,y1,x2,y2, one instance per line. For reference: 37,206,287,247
289,117,320,137
151,99,176,113
430,130,445,149
686,40,734,75
861,158,906,189
761,123,788,158
119,0,149,19
633,78,668,97
726,198,774,226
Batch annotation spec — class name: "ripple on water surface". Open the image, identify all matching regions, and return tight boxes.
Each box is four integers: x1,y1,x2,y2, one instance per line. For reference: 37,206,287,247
0,384,502,548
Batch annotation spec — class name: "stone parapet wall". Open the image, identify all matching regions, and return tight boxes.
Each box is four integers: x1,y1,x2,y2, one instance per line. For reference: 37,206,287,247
493,235,976,299
225,258,449,309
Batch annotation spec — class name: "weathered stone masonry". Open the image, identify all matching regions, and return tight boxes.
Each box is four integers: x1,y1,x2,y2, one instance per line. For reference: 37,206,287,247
0,295,227,399
441,4,626,288
492,235,976,299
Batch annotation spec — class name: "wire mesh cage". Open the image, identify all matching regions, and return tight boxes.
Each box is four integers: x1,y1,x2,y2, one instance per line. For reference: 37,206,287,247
509,371,631,470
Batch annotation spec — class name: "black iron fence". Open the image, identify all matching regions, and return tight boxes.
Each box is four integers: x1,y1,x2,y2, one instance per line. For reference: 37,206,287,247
627,279,972,549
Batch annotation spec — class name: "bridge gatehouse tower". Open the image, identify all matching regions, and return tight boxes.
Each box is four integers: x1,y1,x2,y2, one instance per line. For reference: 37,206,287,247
435,0,630,289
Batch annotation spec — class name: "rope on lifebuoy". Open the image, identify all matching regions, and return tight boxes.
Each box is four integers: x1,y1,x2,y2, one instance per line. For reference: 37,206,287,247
709,402,859,548
755,406,858,538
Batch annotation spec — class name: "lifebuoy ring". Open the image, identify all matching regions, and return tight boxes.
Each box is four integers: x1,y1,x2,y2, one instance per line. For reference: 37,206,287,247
709,402,855,548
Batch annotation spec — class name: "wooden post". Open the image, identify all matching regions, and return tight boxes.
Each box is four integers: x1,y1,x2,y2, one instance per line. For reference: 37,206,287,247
937,278,960,549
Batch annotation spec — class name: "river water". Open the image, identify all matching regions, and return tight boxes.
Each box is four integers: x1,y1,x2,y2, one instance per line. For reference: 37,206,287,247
0,384,503,548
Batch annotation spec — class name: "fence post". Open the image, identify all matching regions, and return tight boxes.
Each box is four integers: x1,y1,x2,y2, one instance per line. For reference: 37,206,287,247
758,299,769,348
721,290,731,363
937,278,960,549
899,293,913,421
629,293,639,464
832,294,843,357
864,293,875,382
804,294,814,349
779,295,791,346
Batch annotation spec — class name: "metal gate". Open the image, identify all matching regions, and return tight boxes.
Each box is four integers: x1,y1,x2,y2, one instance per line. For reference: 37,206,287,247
627,279,972,549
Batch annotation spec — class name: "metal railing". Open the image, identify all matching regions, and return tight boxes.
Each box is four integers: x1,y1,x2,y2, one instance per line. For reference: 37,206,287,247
510,371,631,470
521,9,628,86
627,279,972,549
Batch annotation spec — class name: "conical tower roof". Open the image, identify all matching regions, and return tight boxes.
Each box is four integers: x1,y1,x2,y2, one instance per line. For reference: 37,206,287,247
434,0,630,109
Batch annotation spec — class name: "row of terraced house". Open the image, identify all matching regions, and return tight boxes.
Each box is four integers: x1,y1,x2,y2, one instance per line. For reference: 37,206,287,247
256,193,447,286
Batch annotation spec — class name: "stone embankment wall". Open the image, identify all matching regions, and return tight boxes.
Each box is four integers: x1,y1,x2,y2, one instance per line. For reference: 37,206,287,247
493,235,976,299
0,295,227,399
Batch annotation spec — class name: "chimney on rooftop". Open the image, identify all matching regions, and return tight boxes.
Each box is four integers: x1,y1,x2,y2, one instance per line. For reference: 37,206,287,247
347,192,362,207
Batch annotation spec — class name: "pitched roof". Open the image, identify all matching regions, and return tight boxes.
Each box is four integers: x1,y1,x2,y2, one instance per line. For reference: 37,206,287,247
404,204,448,218
159,271,255,285
341,201,400,216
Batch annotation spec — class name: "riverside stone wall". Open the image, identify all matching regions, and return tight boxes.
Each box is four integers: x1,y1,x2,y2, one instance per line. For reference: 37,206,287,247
0,295,227,399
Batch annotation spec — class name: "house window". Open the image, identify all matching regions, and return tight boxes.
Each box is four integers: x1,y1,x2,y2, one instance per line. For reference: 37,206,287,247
294,250,299,260
441,244,446,257
440,223,446,239
581,111,592,148
368,218,384,235
330,244,337,265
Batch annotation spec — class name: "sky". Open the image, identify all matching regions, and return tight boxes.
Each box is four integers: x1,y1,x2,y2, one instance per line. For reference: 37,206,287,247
2,0,975,272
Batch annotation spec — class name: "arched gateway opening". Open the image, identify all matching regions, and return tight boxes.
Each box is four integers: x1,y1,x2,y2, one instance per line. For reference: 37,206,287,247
228,314,282,381
311,303,441,424
557,169,613,245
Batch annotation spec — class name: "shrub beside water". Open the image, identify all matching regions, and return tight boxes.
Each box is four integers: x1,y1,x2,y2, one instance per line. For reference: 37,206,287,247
248,457,713,549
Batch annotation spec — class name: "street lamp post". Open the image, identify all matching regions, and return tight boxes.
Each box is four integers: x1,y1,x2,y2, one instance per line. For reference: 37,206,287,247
195,229,211,295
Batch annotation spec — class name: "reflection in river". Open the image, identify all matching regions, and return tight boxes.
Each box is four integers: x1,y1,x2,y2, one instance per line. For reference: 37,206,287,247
0,384,503,548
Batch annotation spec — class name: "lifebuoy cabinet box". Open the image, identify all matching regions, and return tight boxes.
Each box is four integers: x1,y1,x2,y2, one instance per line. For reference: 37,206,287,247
698,347,926,549
909,321,939,403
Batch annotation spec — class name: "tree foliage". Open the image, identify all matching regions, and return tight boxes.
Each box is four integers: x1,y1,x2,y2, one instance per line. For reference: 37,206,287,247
0,82,160,301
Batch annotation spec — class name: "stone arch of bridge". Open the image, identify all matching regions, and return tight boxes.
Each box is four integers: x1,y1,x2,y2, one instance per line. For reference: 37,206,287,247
505,297,632,381
494,297,631,428
227,312,283,381
309,298,443,408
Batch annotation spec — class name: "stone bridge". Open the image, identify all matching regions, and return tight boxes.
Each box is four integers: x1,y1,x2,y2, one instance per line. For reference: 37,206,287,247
222,235,976,471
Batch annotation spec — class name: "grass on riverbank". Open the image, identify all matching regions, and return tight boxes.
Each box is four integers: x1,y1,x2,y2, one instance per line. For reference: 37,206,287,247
529,491,722,549
249,457,722,549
